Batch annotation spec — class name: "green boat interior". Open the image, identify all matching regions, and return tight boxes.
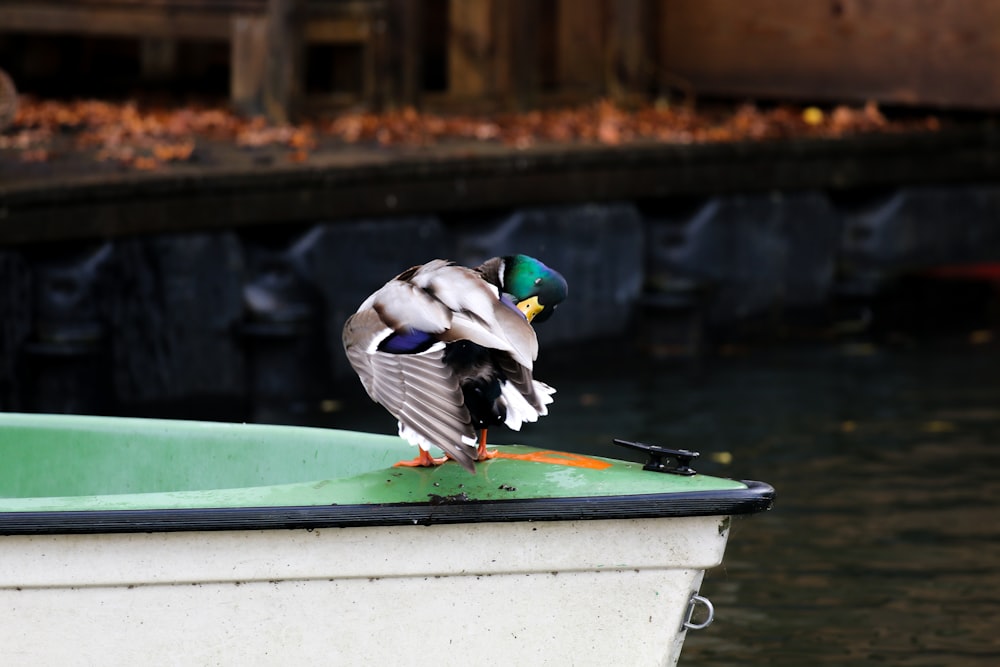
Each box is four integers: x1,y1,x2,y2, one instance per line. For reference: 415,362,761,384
0,413,774,531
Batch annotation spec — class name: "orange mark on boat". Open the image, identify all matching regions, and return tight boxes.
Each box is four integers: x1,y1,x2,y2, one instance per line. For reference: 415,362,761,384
492,450,612,470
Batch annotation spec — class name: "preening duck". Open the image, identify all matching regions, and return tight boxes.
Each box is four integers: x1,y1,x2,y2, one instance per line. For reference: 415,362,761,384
342,255,568,473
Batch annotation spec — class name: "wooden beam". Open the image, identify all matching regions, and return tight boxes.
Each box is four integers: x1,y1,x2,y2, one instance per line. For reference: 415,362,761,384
382,0,423,109
42,1,265,11
555,0,603,95
606,0,649,105
0,4,232,40
659,0,1000,109
494,0,540,110
304,19,371,44
263,0,305,123
231,15,268,115
448,0,494,99
446,0,542,108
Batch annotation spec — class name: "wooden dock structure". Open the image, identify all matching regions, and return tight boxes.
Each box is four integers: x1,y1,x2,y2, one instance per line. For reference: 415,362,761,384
4,1,1000,121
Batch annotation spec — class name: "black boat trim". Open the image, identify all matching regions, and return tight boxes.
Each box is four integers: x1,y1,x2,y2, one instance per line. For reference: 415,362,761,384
0,480,775,535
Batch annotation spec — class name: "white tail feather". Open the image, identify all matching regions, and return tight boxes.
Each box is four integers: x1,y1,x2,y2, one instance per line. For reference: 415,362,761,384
500,380,555,431
398,422,476,452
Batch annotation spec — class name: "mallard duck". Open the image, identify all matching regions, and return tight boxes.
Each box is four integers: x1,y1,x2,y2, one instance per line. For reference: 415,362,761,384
343,255,568,472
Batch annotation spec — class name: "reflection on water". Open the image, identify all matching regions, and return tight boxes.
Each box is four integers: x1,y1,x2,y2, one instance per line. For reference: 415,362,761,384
330,340,1000,666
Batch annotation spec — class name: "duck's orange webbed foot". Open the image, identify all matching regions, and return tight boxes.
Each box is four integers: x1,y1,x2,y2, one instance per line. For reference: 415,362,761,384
476,429,498,461
394,449,449,468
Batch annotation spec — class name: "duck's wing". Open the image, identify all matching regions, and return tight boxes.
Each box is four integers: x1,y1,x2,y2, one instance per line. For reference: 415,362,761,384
343,308,477,472
355,270,533,367
406,262,539,368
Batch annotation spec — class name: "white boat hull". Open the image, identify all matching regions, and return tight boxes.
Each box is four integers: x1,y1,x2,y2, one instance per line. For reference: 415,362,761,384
2,515,729,666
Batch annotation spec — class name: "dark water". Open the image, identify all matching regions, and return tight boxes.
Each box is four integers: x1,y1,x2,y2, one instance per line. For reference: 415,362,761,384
331,339,1000,666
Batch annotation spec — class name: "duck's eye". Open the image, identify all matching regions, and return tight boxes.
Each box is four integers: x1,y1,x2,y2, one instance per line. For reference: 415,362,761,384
534,278,542,286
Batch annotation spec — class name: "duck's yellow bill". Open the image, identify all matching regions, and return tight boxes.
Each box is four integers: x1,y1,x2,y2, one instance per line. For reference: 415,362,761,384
517,296,544,322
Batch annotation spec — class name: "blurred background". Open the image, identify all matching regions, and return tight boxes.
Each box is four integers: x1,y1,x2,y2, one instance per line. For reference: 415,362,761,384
1,1,999,665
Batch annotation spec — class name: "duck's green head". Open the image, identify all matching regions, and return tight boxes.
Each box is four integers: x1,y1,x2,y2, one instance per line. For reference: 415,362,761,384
502,254,568,323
